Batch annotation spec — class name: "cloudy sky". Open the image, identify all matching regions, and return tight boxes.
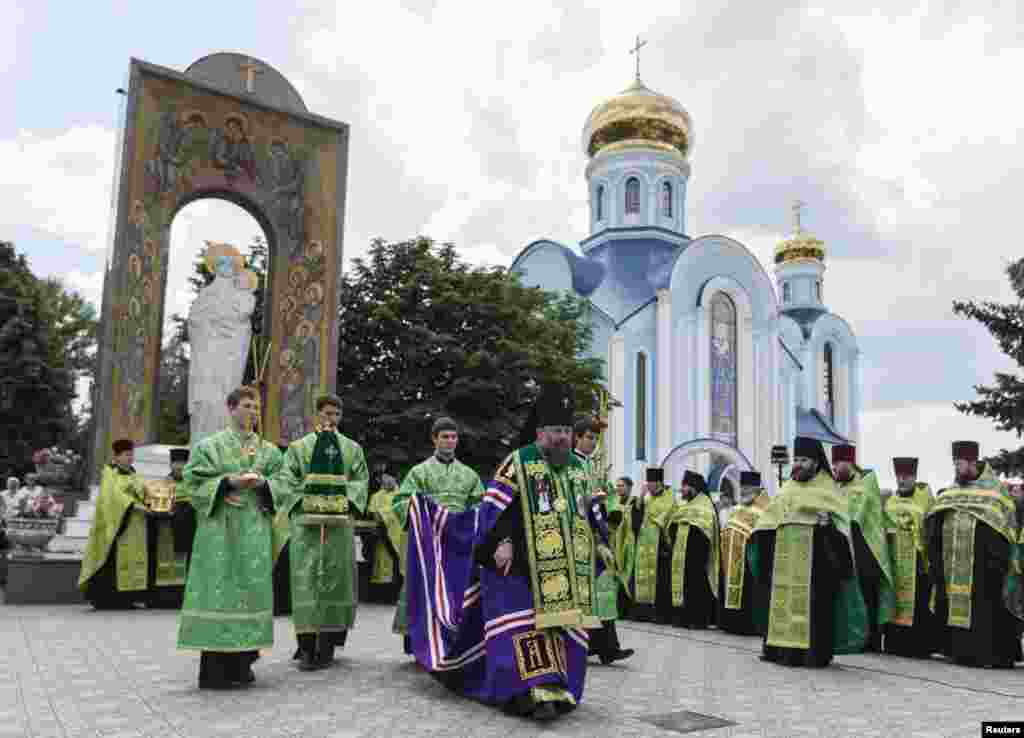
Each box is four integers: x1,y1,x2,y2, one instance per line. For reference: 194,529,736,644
4,0,1023,491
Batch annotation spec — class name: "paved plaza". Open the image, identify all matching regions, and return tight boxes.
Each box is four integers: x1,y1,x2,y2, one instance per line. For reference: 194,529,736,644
1,599,1021,738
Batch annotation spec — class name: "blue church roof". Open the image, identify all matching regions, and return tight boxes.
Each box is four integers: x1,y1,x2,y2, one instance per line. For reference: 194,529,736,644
781,306,827,340
584,237,688,304
797,407,849,445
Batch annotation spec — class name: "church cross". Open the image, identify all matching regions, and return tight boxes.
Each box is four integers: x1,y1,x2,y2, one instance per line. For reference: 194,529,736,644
239,60,264,93
630,35,648,81
792,199,806,234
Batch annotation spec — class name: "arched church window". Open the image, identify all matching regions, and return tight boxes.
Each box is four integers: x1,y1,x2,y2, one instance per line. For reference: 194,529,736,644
710,293,738,443
782,283,791,303
661,181,673,218
636,351,647,460
816,280,822,302
595,185,604,221
823,342,836,424
625,177,641,215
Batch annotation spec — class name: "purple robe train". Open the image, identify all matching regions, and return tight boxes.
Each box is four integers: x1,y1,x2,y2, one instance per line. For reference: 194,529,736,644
404,489,590,708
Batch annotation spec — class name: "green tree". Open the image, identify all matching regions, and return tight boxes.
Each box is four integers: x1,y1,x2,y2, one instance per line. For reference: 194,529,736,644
336,237,605,481
953,257,1024,475
0,242,83,474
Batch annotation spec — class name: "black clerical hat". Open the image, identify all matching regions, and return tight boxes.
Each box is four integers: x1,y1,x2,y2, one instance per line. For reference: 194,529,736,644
169,448,189,464
740,471,762,488
892,457,918,476
683,470,706,492
112,439,134,454
646,467,664,483
535,383,575,429
952,441,979,461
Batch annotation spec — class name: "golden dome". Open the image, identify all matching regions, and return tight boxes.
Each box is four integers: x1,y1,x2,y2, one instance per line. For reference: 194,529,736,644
774,203,826,265
582,77,693,160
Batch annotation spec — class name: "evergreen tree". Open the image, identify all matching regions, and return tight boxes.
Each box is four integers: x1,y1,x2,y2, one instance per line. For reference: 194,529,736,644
335,237,605,481
0,242,81,476
953,257,1024,475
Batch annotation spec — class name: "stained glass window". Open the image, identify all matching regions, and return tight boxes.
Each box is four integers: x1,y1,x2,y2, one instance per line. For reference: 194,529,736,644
596,185,604,221
824,342,835,424
710,293,737,442
661,181,673,218
636,351,647,460
783,283,791,303
625,177,641,215
816,280,822,301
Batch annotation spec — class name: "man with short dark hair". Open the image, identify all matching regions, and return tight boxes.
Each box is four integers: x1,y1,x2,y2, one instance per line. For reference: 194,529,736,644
926,441,1024,668
572,414,633,665
277,393,369,671
177,386,285,689
79,439,149,609
390,416,483,650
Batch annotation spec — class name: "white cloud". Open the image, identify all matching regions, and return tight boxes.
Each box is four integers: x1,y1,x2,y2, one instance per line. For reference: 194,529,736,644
0,125,115,252
861,401,1022,492
62,270,104,307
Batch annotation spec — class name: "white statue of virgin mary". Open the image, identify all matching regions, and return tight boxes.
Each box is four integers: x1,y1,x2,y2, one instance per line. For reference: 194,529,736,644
187,242,257,444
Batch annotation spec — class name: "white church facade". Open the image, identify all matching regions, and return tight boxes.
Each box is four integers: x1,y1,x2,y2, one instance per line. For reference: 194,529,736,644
510,76,860,496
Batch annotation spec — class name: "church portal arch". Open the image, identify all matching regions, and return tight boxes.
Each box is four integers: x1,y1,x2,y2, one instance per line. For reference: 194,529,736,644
659,438,754,490
92,53,349,478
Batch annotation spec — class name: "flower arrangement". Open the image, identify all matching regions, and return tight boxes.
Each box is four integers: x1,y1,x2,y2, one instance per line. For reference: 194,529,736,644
8,488,63,520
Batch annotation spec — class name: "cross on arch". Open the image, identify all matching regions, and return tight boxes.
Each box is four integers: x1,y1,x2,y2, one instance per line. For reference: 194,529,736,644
238,60,264,93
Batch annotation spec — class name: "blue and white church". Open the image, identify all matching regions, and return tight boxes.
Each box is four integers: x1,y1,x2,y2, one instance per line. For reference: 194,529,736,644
510,75,861,496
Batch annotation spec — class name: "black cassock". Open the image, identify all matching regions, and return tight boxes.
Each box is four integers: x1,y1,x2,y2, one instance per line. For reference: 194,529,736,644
751,522,855,667
882,554,936,658
625,501,673,624
927,516,1022,668
851,523,884,652
718,544,757,636
667,522,715,629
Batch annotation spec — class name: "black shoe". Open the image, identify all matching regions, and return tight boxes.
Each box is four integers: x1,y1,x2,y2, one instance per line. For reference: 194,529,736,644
241,668,255,684
600,648,635,666
533,703,559,722
297,652,323,672
198,678,236,690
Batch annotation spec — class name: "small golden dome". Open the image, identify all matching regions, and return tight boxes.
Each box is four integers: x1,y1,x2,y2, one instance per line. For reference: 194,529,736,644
582,77,693,160
774,202,826,265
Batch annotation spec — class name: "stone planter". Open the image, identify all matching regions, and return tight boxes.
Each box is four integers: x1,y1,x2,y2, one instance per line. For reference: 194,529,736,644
5,517,60,554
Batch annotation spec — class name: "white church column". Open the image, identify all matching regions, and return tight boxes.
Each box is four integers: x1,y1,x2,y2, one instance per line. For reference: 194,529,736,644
696,305,710,441
609,331,627,480
849,349,861,446
656,289,672,463
802,344,816,413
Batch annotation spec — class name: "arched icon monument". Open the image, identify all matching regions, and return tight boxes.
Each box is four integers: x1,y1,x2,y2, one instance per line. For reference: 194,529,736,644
91,52,349,478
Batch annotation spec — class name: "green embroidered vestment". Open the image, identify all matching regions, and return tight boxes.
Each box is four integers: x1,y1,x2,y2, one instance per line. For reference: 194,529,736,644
176,429,285,652
278,431,369,637
78,465,148,593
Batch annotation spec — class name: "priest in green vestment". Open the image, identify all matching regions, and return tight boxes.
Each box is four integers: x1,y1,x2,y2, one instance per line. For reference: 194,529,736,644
276,394,369,671
749,436,867,667
926,440,1024,668
391,416,484,650
614,467,675,623
833,444,894,652
718,471,770,635
145,447,192,609
176,387,285,689
79,439,150,609
368,474,402,597
882,456,937,658
666,470,720,629
572,414,633,665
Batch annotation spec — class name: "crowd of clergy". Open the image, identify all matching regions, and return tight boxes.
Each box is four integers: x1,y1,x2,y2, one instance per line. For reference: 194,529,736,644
75,383,1024,722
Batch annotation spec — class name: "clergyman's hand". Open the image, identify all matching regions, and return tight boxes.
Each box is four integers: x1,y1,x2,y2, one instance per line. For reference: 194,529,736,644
494,540,514,576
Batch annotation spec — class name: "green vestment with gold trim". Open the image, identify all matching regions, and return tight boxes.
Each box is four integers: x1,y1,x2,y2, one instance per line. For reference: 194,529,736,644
176,428,285,652
613,491,675,606
78,465,149,596
277,430,369,639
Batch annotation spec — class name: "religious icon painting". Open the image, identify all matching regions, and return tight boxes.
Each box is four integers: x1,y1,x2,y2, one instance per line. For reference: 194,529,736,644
512,631,559,681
